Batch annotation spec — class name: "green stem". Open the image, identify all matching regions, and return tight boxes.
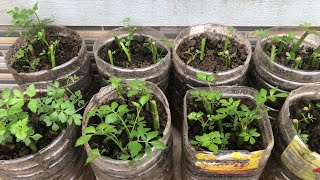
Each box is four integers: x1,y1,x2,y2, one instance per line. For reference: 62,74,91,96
119,42,131,63
28,45,35,56
237,127,246,148
290,31,309,57
49,44,56,68
131,105,144,137
111,110,131,137
108,50,114,66
293,119,299,132
150,100,159,131
224,36,230,52
29,141,38,153
270,45,276,61
200,38,206,60
151,41,157,63
128,27,137,38
108,134,126,153
217,120,224,134
277,41,285,54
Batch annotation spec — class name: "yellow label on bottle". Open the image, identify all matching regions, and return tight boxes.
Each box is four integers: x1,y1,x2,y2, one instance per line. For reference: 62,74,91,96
195,150,263,174
281,135,320,180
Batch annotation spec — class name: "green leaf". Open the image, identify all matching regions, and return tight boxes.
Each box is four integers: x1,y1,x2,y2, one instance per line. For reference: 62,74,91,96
119,154,130,160
58,112,67,123
13,89,23,98
139,95,150,105
72,114,82,125
150,140,166,150
196,72,207,81
132,101,140,107
84,126,95,134
249,137,256,144
52,123,59,131
128,141,143,158
1,89,11,99
31,133,42,141
146,131,158,141
145,144,152,155
105,113,118,123
208,144,218,152
76,135,93,146
28,99,38,113
86,148,100,164
0,109,8,118
26,84,36,97
111,102,118,111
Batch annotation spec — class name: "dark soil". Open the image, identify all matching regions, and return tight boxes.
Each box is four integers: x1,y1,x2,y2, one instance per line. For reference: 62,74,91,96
176,34,248,72
289,100,320,154
12,34,81,73
88,94,167,160
0,111,61,160
187,96,264,152
264,41,315,70
98,36,168,69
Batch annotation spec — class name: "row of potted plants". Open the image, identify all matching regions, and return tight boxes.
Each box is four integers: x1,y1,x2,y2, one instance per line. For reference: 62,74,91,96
2,3,320,179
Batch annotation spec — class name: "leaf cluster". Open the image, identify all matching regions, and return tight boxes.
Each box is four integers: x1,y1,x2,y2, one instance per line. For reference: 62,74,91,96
76,78,166,164
0,79,84,153
187,72,288,152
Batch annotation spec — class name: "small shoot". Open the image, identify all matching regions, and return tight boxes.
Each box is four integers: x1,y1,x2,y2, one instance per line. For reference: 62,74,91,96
218,27,236,68
108,50,116,66
200,38,206,60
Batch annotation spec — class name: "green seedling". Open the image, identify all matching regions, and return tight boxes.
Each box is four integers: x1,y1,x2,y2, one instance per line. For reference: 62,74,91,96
218,27,236,68
7,3,60,70
187,72,288,152
76,78,166,163
143,38,158,63
184,47,201,64
292,119,309,144
0,77,84,154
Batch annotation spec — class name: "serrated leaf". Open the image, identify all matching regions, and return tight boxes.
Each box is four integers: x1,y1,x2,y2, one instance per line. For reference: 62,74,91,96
76,135,92,146
139,95,150,105
146,131,158,141
58,112,67,123
208,144,218,152
105,113,117,123
31,133,42,141
84,126,96,134
13,89,23,98
145,144,152,155
28,99,38,113
26,84,36,97
52,123,59,131
132,101,140,107
128,141,143,158
0,109,8,118
150,140,166,150
196,72,207,81
111,102,118,111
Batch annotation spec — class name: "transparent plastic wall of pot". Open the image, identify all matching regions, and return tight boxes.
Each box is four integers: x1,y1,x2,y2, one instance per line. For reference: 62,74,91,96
93,27,171,91
277,85,320,180
182,86,274,179
82,81,173,180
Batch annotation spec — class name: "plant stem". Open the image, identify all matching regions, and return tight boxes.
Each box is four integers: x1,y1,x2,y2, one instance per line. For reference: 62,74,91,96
119,42,131,63
224,35,230,52
29,141,38,153
128,27,137,38
151,41,157,63
270,45,276,61
200,38,206,60
293,119,299,132
108,50,114,66
217,120,224,133
112,110,131,137
49,44,56,68
28,45,35,56
277,41,285,54
290,31,309,58
237,128,246,148
150,100,159,131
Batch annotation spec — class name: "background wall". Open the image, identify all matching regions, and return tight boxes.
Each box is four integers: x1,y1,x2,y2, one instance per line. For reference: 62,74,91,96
1,0,320,27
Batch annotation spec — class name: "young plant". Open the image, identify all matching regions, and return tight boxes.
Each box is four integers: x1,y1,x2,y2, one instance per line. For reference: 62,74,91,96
218,27,236,68
75,78,166,163
200,38,206,60
184,47,201,64
187,72,288,152
143,38,159,63
108,50,116,66
0,78,84,155
113,17,137,63
7,3,60,70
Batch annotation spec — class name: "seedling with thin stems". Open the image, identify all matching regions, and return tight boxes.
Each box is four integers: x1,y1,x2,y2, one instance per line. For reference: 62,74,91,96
184,47,201,64
217,27,236,68
7,3,60,70
143,38,158,63
187,72,288,152
76,78,166,163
